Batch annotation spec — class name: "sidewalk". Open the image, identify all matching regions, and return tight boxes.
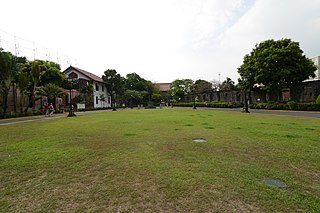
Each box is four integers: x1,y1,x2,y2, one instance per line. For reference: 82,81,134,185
0,110,109,126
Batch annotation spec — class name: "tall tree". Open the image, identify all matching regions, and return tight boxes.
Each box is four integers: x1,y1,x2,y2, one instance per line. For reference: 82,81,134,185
124,73,147,91
220,77,236,91
0,50,14,114
40,61,65,87
20,60,46,111
102,69,122,110
78,83,94,108
193,79,213,94
17,71,29,112
36,83,65,103
238,38,316,101
169,79,194,102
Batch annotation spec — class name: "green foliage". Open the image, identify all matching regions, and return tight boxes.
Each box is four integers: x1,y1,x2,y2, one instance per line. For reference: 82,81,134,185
173,101,243,108
0,50,15,113
123,89,146,107
316,95,320,105
169,79,194,101
250,102,320,111
220,77,236,91
124,73,147,91
102,69,122,109
193,79,213,95
36,83,65,99
40,61,65,87
238,39,317,101
77,83,94,107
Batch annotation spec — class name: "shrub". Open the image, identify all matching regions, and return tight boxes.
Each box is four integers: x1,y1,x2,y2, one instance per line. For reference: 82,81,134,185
173,102,243,108
250,102,320,111
316,95,320,105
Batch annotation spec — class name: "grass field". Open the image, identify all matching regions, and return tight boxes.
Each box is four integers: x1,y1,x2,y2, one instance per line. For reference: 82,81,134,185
0,108,319,212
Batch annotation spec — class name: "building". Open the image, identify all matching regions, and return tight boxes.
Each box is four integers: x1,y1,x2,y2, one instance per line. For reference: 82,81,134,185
63,66,111,109
305,56,320,82
156,83,171,100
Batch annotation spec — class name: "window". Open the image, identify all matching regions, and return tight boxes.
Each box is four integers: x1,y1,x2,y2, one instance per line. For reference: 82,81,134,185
102,85,104,92
108,97,111,104
95,83,99,91
96,96,99,104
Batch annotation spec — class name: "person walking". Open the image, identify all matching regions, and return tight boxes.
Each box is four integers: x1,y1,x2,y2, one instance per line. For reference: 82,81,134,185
44,103,49,116
49,103,55,117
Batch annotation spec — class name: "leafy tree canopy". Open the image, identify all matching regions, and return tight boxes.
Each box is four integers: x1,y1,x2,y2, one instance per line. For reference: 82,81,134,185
193,79,212,94
238,38,316,96
124,73,147,91
169,79,194,101
221,77,236,91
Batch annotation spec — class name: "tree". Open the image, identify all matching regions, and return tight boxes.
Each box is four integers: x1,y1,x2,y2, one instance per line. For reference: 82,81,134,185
220,77,236,91
102,69,122,110
20,60,47,112
124,73,147,91
36,83,65,110
78,83,94,108
17,71,29,112
169,79,194,102
98,94,106,108
238,39,317,101
193,79,213,94
123,89,144,108
40,61,65,87
0,50,14,114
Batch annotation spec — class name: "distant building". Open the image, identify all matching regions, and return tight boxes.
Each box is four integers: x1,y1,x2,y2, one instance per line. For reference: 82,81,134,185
63,66,111,109
305,56,320,81
156,83,171,100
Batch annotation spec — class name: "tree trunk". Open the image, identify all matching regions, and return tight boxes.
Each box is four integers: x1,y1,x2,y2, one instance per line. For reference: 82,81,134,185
12,83,17,113
20,92,24,113
24,94,33,112
2,89,9,115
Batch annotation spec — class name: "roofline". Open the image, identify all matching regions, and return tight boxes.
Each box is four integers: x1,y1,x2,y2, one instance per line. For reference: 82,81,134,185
63,66,104,83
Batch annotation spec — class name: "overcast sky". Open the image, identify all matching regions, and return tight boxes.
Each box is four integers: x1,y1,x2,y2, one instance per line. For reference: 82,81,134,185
1,0,319,83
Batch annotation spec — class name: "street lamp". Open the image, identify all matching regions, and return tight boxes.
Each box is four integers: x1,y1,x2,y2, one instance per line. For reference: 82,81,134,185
67,77,76,117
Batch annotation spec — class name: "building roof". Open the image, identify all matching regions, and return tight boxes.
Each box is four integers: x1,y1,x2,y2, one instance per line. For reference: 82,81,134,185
156,83,171,91
63,66,104,83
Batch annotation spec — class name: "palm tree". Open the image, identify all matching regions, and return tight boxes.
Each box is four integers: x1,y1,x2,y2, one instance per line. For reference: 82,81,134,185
17,71,29,112
36,83,65,110
20,60,46,112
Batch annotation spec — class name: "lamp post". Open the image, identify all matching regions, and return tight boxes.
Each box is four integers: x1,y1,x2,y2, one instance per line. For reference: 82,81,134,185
67,78,76,117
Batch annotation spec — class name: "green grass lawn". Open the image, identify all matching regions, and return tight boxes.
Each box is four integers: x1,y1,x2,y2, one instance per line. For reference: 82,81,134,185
0,108,319,212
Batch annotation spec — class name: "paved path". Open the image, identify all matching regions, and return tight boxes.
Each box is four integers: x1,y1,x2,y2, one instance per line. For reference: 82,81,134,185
0,110,108,126
199,107,320,118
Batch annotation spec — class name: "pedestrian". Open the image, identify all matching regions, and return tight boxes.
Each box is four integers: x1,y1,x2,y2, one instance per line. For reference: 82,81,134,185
49,103,55,117
44,103,49,116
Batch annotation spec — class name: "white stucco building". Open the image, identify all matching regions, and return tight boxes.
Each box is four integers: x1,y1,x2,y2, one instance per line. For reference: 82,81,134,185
63,66,111,108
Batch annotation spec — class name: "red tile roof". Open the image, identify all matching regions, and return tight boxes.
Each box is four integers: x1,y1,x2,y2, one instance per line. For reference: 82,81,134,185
64,66,104,83
156,83,171,91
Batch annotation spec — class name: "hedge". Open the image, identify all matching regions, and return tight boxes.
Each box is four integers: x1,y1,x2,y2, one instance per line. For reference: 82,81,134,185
173,102,243,108
250,102,320,111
